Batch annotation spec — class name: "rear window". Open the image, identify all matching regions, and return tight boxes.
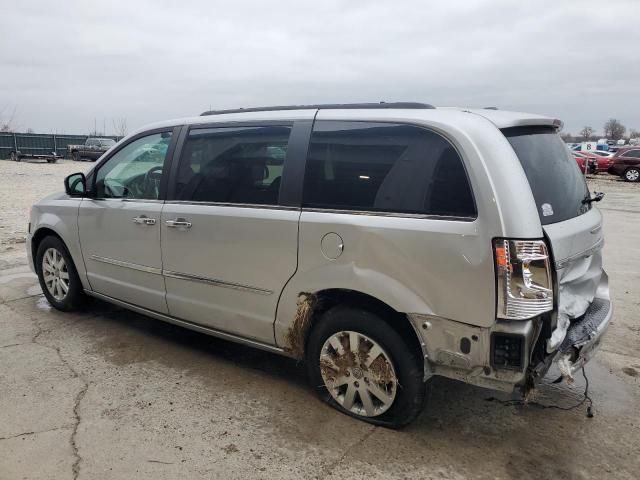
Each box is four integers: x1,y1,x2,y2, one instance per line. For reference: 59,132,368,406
503,126,590,225
303,121,476,218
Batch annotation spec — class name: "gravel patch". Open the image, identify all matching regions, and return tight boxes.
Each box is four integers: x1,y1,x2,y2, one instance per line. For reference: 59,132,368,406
0,159,93,255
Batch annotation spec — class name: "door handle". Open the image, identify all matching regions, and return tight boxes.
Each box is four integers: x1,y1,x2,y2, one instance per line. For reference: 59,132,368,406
133,216,156,226
165,218,192,229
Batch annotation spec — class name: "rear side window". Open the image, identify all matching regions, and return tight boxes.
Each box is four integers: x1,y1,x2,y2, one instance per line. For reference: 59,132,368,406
302,122,476,218
503,126,590,225
623,149,640,158
174,126,291,205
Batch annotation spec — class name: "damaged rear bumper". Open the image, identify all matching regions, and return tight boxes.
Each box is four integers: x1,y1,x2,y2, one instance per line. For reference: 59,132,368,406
550,295,612,379
407,274,612,392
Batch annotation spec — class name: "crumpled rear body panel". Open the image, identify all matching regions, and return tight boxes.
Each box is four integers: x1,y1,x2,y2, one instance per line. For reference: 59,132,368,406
542,207,610,379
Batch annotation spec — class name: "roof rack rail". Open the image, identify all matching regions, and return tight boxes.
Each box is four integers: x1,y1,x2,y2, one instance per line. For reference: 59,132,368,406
200,102,435,116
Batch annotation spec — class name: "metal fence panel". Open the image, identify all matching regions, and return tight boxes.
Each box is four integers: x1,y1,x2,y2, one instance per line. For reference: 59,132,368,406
0,132,119,159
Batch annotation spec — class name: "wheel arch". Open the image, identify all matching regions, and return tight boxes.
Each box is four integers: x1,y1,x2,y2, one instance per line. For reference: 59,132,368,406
31,227,64,263
281,287,427,375
30,220,90,290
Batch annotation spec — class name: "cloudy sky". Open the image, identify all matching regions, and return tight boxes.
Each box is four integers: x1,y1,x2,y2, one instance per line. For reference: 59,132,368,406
1,0,638,136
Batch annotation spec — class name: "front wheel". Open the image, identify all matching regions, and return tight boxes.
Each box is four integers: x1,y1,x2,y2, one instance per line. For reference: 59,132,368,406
10,151,20,162
72,151,81,161
623,167,640,182
36,236,86,311
306,305,426,428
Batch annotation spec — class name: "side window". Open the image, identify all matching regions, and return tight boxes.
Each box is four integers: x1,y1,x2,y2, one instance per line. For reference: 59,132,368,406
625,150,640,158
174,126,292,205
94,132,172,200
302,122,476,217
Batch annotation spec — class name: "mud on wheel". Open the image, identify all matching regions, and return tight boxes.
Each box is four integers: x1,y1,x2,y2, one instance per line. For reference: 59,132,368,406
306,305,427,428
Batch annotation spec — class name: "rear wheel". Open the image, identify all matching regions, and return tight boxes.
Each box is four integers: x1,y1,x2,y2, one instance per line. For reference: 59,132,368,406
35,236,86,311
10,151,19,162
72,151,81,161
623,167,640,182
306,305,426,428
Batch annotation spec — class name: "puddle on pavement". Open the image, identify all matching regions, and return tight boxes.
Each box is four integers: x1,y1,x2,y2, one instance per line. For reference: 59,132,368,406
84,305,306,390
36,296,51,311
27,284,42,296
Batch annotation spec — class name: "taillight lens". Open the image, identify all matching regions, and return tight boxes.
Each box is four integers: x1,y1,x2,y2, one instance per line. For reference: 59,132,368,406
494,239,553,320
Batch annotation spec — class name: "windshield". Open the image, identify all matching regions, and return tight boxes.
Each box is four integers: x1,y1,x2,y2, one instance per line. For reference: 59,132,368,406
503,126,590,225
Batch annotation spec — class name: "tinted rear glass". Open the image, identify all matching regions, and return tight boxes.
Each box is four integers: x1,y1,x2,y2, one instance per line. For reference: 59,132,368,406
303,122,476,218
503,126,590,225
173,126,291,205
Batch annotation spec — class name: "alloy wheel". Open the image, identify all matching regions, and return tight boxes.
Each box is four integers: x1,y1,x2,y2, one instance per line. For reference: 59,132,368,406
319,330,398,417
625,169,639,182
42,248,70,301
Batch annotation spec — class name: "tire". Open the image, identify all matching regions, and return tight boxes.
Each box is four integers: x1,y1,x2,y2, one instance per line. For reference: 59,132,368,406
306,305,427,428
35,236,86,311
623,167,640,182
10,151,20,162
72,151,81,162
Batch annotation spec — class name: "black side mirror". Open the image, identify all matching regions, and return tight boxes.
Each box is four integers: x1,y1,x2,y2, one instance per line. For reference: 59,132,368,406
64,172,87,197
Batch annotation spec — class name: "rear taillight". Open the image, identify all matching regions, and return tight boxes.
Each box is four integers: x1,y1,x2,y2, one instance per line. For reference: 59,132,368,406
494,239,553,320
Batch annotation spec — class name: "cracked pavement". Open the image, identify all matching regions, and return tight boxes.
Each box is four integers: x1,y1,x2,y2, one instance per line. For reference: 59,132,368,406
0,161,639,479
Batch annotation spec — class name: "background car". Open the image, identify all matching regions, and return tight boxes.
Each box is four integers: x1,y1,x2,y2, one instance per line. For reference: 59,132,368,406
608,147,640,181
573,151,611,173
589,150,614,158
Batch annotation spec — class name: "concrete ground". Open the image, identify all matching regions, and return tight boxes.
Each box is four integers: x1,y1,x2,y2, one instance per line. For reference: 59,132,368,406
1,160,639,479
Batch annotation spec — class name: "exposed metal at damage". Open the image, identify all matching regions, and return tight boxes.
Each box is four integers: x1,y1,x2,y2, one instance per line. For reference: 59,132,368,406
547,249,611,381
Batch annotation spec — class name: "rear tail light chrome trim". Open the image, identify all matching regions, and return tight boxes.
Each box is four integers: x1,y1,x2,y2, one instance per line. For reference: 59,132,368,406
494,239,553,320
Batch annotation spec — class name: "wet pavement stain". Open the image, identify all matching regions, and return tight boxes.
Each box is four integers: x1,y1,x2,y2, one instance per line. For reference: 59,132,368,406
0,286,637,480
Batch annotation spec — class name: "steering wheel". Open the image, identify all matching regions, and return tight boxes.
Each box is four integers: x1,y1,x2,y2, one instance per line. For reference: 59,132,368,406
104,178,129,198
143,166,163,198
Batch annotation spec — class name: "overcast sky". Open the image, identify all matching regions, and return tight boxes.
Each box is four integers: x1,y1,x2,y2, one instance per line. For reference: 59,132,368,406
1,0,638,136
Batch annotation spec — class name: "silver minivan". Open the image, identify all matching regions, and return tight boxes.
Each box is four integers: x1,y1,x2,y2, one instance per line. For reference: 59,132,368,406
28,103,612,427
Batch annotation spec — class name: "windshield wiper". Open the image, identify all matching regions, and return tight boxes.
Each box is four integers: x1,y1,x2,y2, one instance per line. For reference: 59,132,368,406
582,192,605,204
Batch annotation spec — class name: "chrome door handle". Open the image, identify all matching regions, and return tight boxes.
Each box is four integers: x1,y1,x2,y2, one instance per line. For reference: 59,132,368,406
133,216,156,225
166,218,192,229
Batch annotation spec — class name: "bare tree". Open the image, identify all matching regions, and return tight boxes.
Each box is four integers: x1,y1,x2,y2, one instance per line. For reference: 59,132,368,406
26,128,34,134
0,106,17,132
603,118,626,140
579,126,593,140
112,118,128,138
629,129,640,139
560,132,574,143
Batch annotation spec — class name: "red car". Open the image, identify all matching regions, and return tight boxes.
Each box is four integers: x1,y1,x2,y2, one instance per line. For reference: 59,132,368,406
608,147,640,182
572,151,612,174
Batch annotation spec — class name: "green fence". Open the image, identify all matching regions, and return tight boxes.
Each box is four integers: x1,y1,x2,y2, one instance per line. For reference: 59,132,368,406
0,132,120,159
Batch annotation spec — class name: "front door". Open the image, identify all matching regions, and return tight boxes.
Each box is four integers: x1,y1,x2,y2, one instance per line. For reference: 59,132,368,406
79,129,177,313
161,124,300,343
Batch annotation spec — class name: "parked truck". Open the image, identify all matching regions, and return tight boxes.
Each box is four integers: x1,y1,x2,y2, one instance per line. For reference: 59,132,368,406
67,137,116,161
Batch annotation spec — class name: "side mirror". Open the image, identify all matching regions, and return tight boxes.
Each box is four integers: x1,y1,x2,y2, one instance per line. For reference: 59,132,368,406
64,172,87,197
